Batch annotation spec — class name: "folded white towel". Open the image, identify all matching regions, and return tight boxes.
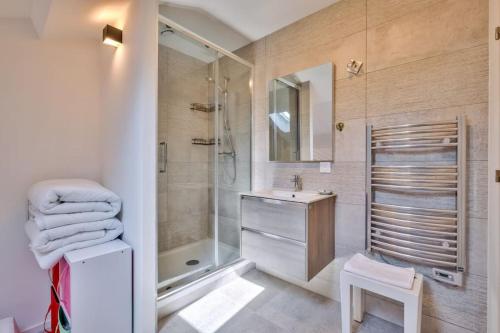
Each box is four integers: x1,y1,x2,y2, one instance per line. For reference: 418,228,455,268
28,179,121,216
29,204,120,230
344,253,416,289
29,223,124,269
25,218,122,253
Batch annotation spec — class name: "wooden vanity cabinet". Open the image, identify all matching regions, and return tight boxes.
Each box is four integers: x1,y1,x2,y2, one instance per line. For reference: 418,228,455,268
241,195,335,281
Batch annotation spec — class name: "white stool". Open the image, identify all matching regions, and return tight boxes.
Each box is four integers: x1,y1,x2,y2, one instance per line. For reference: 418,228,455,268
340,270,423,333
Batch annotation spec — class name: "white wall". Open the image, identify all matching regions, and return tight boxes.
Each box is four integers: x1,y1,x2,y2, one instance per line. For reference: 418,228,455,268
0,19,102,331
100,0,158,332
0,1,159,330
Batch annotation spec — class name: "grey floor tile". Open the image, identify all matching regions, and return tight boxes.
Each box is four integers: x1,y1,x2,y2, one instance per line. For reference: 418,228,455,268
256,283,341,332
217,310,286,333
159,269,403,333
242,269,290,310
353,314,403,333
158,314,198,333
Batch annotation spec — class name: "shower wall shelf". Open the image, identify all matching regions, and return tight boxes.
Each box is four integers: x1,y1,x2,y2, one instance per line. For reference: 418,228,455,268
366,117,466,277
192,138,220,146
189,103,221,113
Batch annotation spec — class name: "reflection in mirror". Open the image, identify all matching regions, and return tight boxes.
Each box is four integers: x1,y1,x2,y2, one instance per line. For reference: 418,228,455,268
268,63,334,162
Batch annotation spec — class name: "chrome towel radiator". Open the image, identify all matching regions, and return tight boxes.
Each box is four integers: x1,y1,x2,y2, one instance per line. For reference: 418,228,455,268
366,117,466,272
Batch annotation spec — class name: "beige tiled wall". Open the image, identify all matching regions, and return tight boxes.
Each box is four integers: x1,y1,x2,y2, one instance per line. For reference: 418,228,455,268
237,0,488,331
158,45,211,252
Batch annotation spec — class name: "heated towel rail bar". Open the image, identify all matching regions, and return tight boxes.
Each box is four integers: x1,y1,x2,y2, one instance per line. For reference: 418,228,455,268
366,117,466,272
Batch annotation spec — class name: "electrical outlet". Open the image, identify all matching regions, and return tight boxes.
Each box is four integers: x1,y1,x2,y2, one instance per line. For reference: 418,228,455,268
432,268,463,286
320,162,331,173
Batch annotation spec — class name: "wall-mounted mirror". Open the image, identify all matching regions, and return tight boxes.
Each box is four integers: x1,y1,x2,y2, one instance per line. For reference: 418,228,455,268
268,63,334,162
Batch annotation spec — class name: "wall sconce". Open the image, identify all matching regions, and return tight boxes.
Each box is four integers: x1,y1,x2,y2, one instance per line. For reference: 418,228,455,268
103,25,122,47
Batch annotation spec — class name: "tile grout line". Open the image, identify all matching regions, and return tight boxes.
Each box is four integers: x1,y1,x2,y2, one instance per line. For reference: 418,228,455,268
366,0,456,31
365,42,489,76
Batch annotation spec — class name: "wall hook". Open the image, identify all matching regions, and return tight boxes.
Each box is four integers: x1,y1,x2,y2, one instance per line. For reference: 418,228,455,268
336,122,344,132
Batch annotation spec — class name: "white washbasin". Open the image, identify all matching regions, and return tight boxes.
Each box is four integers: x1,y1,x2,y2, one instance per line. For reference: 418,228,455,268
240,189,335,204
270,190,317,201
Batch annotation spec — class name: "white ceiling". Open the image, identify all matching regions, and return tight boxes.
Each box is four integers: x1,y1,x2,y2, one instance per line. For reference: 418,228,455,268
163,0,340,41
0,0,33,18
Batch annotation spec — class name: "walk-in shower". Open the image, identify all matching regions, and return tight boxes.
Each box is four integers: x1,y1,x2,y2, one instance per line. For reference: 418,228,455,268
156,17,252,295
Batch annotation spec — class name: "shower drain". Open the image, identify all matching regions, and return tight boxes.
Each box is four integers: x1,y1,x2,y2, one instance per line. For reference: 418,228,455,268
186,259,200,266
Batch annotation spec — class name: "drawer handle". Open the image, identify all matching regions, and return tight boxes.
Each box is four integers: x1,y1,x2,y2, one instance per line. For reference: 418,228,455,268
242,196,306,208
261,198,283,205
242,227,306,247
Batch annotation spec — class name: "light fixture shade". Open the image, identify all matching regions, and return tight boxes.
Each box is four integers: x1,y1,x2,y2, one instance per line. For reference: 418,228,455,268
103,25,122,47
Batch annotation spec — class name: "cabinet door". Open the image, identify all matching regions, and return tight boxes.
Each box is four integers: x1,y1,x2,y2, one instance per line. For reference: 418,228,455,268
242,229,306,281
241,196,306,242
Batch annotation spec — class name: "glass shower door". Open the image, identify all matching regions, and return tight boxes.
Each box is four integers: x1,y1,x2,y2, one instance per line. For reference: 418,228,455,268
157,18,252,295
215,54,252,267
157,23,219,292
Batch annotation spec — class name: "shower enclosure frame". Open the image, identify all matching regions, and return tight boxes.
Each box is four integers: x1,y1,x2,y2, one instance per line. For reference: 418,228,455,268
156,14,254,299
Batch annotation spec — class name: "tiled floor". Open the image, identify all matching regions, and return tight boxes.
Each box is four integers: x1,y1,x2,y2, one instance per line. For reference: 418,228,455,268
158,269,403,333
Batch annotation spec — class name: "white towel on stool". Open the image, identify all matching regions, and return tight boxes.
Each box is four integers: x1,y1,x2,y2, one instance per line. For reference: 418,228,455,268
344,253,415,289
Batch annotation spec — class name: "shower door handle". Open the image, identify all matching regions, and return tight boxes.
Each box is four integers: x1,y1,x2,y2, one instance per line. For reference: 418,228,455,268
159,141,167,173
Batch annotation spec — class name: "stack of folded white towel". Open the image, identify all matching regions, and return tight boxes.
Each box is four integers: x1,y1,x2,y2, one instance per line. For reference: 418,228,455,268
24,179,123,269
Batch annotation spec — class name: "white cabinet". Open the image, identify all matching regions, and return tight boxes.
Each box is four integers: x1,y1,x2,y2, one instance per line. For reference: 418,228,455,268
59,240,132,333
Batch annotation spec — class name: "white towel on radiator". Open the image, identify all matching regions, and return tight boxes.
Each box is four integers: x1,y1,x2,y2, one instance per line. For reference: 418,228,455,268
28,178,121,216
344,253,416,289
24,218,122,253
28,222,124,269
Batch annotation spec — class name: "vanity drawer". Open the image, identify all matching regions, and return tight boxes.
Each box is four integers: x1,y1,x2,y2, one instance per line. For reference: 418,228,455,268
241,196,306,242
242,229,306,281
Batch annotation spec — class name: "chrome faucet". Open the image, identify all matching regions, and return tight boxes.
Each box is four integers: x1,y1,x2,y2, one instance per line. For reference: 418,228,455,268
290,175,302,191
